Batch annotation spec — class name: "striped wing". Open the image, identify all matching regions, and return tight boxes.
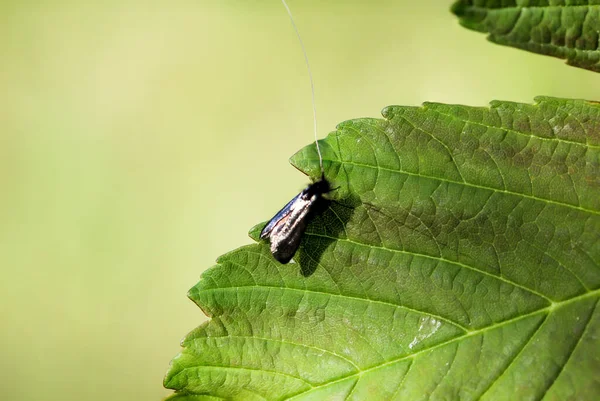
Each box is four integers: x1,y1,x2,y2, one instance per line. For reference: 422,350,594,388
260,191,315,264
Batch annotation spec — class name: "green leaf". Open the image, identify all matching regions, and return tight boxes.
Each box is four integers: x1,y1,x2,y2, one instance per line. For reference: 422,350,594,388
165,97,600,400
451,1,600,72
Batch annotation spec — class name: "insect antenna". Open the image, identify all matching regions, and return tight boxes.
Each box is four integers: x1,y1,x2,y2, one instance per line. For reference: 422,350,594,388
280,0,324,177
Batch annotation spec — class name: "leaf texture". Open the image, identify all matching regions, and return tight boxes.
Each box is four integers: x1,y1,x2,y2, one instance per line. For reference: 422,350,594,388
452,1,600,72
165,97,600,400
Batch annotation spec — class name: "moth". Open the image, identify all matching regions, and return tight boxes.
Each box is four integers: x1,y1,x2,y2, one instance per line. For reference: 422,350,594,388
260,175,331,264
262,1,332,264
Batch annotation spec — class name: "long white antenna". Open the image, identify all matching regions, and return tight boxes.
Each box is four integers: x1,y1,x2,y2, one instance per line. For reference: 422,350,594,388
280,0,324,176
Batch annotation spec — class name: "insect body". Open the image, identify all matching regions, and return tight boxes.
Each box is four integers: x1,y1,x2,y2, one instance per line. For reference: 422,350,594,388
260,176,331,264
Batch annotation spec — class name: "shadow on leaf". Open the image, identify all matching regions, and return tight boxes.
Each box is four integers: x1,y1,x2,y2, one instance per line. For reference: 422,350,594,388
296,194,359,277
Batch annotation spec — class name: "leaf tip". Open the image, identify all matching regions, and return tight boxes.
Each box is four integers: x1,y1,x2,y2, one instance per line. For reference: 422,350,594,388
290,135,342,183
289,140,323,178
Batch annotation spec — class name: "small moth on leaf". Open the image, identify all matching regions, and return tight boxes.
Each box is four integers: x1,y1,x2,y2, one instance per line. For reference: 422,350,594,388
260,175,331,264
262,1,332,264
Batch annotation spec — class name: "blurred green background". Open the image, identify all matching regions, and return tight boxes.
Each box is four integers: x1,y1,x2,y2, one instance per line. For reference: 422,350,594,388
1,1,599,400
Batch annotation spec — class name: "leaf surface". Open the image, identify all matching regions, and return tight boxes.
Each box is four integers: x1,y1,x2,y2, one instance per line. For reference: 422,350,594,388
165,97,600,400
452,1,600,72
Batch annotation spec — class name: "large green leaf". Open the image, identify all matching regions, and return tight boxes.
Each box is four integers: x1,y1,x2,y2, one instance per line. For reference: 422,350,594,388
165,97,600,400
452,1,600,72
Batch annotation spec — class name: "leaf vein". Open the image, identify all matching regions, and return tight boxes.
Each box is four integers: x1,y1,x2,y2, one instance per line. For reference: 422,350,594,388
305,232,554,304
476,311,549,400
322,157,600,216
278,291,599,400
428,105,600,151
195,335,361,372
538,297,599,401
202,284,469,332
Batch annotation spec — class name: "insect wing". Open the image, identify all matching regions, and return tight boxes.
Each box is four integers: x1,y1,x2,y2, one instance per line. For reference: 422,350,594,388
268,194,314,263
260,192,303,239
260,178,331,264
